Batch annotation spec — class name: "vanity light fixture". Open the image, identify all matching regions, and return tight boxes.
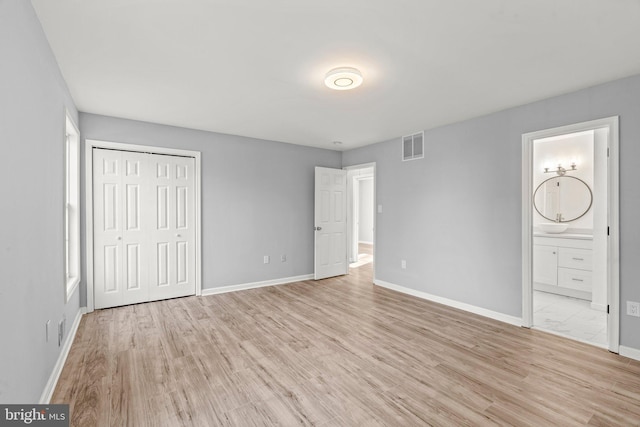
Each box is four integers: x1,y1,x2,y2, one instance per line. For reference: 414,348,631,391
324,67,363,90
544,162,577,176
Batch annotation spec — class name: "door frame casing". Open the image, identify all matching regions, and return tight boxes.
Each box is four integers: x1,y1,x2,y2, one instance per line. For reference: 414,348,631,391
85,139,202,312
344,162,377,281
521,117,619,352
354,176,374,246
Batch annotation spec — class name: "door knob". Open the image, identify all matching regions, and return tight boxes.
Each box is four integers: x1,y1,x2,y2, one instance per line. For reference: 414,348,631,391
116,236,122,240
176,234,181,237
314,226,322,231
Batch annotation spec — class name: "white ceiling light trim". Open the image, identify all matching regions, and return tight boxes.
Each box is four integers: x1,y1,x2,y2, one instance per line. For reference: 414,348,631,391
324,67,363,90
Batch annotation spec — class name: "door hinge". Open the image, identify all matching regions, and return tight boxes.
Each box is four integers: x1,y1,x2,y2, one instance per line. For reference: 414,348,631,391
607,147,610,157
607,226,610,236
607,305,610,314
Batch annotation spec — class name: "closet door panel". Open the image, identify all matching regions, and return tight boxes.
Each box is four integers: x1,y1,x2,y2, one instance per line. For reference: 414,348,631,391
94,149,194,309
148,154,196,301
93,149,125,309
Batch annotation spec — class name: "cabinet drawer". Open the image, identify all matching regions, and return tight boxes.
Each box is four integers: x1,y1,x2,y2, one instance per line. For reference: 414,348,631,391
558,247,592,271
558,267,592,292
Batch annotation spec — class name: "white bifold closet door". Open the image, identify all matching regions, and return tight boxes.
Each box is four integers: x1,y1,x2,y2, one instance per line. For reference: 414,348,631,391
93,148,196,309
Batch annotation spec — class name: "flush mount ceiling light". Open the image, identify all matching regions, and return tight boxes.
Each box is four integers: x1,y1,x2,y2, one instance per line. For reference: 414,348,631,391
324,67,363,90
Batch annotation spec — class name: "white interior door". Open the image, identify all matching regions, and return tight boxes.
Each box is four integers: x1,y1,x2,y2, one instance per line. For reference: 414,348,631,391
93,149,148,308
314,167,347,280
148,154,196,301
93,149,195,309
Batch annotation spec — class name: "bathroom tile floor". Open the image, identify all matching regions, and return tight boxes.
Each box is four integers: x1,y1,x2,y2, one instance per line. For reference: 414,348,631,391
533,290,607,348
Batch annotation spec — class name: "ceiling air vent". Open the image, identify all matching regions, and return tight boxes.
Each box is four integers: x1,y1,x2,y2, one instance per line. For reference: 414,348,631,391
402,131,424,161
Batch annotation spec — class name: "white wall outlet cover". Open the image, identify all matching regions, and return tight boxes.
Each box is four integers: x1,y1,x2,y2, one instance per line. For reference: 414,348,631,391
58,319,64,346
377,204,383,213
627,301,640,317
264,255,270,264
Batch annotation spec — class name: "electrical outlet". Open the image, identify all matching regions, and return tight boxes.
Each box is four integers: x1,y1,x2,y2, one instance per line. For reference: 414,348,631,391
281,254,286,262
58,319,64,347
627,301,640,317
401,260,406,269
263,255,270,264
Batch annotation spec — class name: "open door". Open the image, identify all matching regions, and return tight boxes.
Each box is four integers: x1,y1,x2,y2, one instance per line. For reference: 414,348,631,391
521,116,619,352
314,167,348,280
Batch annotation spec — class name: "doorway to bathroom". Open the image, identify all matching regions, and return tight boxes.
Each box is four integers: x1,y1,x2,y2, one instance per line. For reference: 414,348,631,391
345,164,376,273
521,117,619,352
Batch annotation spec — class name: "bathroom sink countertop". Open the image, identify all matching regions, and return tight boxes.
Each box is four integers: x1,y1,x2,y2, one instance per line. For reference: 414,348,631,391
533,232,593,240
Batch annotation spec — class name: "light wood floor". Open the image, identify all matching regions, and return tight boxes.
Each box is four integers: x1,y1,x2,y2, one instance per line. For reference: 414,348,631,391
350,243,373,268
53,262,640,426
359,242,373,256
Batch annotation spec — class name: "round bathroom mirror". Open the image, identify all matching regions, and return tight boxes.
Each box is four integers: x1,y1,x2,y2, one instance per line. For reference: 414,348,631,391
533,176,593,223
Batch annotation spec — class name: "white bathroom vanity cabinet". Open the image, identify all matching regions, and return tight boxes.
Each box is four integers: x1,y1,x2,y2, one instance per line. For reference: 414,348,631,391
533,234,593,301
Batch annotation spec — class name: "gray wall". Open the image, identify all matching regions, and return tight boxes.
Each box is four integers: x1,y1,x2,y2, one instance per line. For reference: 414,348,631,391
3,0,639,403
79,113,341,304
343,73,640,350
0,0,81,403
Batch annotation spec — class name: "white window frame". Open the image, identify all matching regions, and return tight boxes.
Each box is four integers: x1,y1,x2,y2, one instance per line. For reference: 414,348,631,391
64,110,81,302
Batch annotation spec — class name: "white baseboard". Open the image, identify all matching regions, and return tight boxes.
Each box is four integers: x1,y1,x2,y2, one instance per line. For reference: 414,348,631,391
591,302,607,312
201,274,314,296
374,279,522,327
39,307,86,404
619,345,640,362
358,241,373,245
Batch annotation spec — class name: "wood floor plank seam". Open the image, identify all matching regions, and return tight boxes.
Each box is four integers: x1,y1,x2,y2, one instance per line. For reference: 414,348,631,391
52,259,640,426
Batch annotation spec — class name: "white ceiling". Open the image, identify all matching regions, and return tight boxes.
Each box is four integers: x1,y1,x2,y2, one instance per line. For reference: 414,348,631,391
31,0,640,151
